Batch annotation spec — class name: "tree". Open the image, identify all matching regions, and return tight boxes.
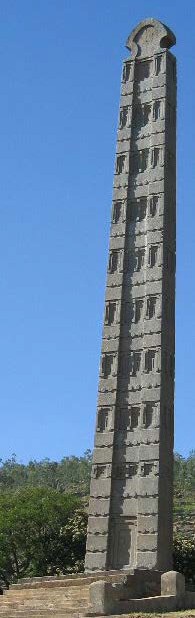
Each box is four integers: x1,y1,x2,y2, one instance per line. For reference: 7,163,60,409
0,488,87,588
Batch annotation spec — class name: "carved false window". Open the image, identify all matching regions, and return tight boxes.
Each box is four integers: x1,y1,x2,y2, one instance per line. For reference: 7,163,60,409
116,154,126,174
113,464,126,480
133,105,142,127
135,60,151,81
122,302,133,325
134,299,144,323
109,250,120,273
139,149,149,172
153,100,162,120
97,408,110,432
132,352,141,376
135,248,145,271
149,195,159,217
119,354,130,377
128,202,137,222
134,103,151,127
155,55,162,75
146,296,157,319
143,403,154,427
112,201,122,223
151,147,164,167
120,106,129,128
116,408,128,431
123,251,130,273
123,62,131,82
145,350,156,373
105,301,117,325
127,463,138,478
101,353,115,378
130,407,140,430
129,198,147,222
143,103,151,124
92,464,107,479
138,198,147,220
130,153,139,174
152,147,159,167
143,462,153,476
148,245,158,268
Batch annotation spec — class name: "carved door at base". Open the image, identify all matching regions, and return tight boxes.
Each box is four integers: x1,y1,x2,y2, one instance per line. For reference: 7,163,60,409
109,517,137,570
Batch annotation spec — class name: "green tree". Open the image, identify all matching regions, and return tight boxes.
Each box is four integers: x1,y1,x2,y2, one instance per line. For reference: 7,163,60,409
0,488,87,588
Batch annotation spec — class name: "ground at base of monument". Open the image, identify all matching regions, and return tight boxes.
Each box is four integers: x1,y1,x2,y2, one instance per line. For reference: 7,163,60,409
87,612,195,618
88,572,195,616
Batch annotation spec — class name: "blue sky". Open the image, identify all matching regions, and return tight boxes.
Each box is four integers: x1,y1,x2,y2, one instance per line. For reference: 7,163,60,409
0,1,194,463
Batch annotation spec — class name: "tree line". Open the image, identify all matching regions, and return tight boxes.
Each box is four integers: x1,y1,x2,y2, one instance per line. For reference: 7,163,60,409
0,450,194,589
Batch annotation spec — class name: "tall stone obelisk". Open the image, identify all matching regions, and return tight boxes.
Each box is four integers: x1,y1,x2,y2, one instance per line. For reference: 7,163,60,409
85,19,176,573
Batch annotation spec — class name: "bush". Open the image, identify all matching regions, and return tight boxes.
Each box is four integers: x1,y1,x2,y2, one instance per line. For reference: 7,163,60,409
0,488,87,588
173,534,195,584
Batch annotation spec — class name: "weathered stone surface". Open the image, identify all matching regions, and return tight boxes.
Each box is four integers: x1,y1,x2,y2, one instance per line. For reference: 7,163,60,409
161,570,185,597
85,17,176,574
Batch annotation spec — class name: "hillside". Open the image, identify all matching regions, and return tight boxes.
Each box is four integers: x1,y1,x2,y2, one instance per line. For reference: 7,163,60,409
0,450,194,538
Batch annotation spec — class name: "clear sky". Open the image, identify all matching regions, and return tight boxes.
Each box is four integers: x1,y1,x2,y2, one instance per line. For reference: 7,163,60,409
0,0,194,463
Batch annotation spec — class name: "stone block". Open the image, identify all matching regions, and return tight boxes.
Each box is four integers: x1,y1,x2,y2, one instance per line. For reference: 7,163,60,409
90,479,111,498
161,570,185,597
88,498,110,516
138,514,158,533
137,533,158,551
93,447,113,465
95,433,114,448
109,236,125,250
136,549,158,569
85,552,107,572
86,534,108,552
101,338,119,353
112,496,138,516
89,580,119,615
97,392,116,406
138,477,159,497
105,286,122,300
103,325,120,340
138,496,158,514
139,444,160,461
87,516,109,535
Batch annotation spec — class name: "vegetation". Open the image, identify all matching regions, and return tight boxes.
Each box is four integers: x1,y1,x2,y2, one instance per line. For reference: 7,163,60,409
0,450,194,588
173,535,195,585
0,488,87,588
0,450,92,496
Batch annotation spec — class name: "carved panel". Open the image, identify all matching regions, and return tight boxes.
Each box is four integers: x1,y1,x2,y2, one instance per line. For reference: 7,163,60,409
108,516,137,569
146,296,157,319
112,200,123,223
143,403,154,427
134,298,144,323
122,62,132,83
97,407,113,432
101,353,116,378
148,245,158,267
145,350,156,373
105,301,118,325
116,154,126,174
149,195,159,217
108,249,122,273
135,59,151,80
119,106,129,128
